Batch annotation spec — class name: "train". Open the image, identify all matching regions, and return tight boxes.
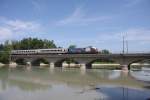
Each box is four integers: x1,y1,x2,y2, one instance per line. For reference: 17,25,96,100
11,46,99,55
68,46,98,54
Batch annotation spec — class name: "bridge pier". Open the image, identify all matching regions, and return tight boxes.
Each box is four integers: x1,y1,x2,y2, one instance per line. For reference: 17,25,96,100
26,65,31,71
26,61,31,66
9,62,17,68
49,62,55,69
120,64,129,71
80,63,86,70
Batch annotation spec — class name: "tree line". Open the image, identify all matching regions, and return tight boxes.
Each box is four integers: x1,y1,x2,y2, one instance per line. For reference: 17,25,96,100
0,38,56,64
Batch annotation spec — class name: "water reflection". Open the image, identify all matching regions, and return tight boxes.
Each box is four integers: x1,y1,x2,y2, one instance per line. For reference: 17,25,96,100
0,66,149,100
130,67,150,83
95,86,150,100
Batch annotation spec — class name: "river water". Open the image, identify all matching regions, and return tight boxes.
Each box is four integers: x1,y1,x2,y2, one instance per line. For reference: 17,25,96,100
0,66,150,100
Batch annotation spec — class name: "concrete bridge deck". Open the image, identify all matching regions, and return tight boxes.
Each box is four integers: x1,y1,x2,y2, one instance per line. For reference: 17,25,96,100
10,53,150,70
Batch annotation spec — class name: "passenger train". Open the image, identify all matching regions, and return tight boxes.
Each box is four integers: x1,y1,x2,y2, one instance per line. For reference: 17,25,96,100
11,46,98,55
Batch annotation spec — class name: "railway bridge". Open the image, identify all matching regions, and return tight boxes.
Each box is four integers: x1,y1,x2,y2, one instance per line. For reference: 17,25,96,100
10,53,150,70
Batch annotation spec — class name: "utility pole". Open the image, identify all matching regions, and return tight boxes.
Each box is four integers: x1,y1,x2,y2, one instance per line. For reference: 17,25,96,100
126,40,128,54
123,35,125,54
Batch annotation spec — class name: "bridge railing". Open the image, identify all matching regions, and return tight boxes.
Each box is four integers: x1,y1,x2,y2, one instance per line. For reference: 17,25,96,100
111,51,150,54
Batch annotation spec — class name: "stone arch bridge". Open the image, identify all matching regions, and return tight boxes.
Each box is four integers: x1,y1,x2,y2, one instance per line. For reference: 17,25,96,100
10,53,150,70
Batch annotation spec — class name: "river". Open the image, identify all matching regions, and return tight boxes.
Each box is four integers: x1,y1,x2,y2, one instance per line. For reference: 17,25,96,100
0,66,150,100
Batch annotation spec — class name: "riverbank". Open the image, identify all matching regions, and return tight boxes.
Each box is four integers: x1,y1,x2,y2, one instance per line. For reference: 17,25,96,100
92,63,120,69
62,63,121,69
0,63,5,67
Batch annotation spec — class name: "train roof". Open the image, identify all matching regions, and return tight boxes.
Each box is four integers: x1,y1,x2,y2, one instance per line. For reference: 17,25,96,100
11,48,66,51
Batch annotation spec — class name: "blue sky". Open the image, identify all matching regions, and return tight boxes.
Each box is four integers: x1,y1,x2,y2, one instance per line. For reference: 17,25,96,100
0,0,150,52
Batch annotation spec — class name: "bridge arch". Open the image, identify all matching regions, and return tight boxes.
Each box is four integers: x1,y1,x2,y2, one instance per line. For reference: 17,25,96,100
86,58,117,69
128,59,150,70
31,58,49,66
15,58,27,65
55,58,79,67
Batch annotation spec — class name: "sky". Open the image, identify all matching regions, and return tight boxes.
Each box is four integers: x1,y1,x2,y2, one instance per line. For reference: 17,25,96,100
0,0,150,53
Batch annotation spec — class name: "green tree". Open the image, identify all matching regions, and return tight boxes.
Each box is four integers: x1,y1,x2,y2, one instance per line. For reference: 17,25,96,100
0,44,4,50
11,38,56,50
0,37,57,63
0,43,12,64
68,45,76,49
101,49,110,54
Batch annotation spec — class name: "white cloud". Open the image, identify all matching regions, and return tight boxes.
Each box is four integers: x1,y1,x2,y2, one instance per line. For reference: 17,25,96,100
57,7,83,25
124,28,150,42
31,0,47,12
0,26,12,40
124,0,143,7
57,7,111,26
6,20,40,31
32,0,41,10
0,17,41,41
95,28,150,42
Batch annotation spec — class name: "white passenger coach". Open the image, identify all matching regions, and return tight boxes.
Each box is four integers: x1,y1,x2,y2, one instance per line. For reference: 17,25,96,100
11,48,68,54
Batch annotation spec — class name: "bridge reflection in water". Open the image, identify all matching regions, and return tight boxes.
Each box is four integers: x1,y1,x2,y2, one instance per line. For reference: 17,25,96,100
0,66,150,100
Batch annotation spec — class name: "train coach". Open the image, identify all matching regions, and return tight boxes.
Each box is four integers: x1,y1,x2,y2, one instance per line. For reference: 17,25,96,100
11,46,99,55
11,48,68,55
